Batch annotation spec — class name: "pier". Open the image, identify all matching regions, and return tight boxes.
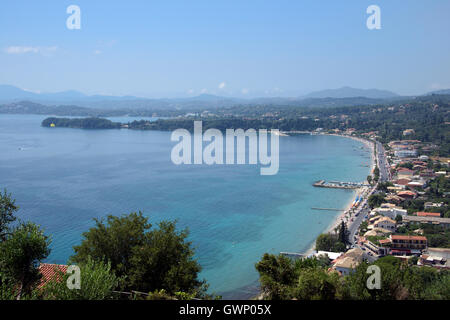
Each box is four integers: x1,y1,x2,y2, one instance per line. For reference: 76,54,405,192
313,180,369,189
311,207,345,212
280,252,305,259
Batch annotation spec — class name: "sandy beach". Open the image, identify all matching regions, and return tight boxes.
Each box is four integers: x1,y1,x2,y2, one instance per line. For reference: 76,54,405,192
302,134,376,256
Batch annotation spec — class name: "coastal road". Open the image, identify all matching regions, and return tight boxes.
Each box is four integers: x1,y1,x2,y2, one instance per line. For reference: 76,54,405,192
375,141,390,182
348,140,389,245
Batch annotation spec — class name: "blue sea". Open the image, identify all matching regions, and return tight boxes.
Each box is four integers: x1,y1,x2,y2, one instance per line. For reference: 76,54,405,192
0,114,372,298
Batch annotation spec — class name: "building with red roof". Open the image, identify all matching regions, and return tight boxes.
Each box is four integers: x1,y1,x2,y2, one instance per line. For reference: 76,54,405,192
397,190,417,199
38,263,68,289
415,212,441,218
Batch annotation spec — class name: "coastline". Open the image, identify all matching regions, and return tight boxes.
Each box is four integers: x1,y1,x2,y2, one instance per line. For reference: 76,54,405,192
302,134,376,256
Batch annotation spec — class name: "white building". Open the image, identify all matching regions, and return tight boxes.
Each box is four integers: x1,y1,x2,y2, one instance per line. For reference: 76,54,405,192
332,248,365,276
372,216,396,231
373,204,407,219
394,149,418,158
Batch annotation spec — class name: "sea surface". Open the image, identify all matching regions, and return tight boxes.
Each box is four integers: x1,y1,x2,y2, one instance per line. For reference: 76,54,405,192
0,114,372,298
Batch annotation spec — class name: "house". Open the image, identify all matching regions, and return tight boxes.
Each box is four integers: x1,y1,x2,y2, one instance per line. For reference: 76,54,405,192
424,202,444,209
364,227,393,237
396,168,415,177
419,170,435,178
382,235,428,256
372,216,396,231
407,180,427,189
403,216,450,228
394,149,418,158
397,190,417,200
38,263,68,289
315,251,343,261
373,204,407,219
331,248,365,276
418,248,450,269
403,129,415,136
394,178,411,187
415,212,441,218
384,194,404,204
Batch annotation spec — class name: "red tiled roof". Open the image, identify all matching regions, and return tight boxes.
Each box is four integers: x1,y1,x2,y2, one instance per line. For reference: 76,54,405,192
415,212,441,217
395,179,411,185
391,235,427,241
38,263,68,289
397,191,417,196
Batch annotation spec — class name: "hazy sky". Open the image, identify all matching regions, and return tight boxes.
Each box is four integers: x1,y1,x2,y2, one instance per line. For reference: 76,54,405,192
1,0,449,97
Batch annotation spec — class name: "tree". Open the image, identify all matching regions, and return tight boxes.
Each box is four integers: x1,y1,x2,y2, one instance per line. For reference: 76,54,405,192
128,220,207,295
71,212,150,278
0,222,51,299
42,257,119,300
368,193,386,209
71,212,207,297
255,253,297,300
293,267,339,300
367,175,373,185
0,190,18,241
338,221,350,246
373,167,380,182
315,233,346,252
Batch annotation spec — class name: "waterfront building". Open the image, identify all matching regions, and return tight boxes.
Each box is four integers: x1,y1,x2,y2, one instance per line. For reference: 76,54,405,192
418,248,450,269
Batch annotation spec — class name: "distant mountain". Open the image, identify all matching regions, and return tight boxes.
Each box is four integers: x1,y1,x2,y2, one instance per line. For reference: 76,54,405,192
426,89,450,95
0,85,142,104
303,86,399,99
0,85,40,100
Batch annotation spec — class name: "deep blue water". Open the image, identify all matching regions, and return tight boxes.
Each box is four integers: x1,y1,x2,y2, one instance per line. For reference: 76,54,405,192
0,114,372,298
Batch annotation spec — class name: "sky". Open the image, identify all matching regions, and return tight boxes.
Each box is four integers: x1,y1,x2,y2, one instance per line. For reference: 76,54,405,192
0,0,449,98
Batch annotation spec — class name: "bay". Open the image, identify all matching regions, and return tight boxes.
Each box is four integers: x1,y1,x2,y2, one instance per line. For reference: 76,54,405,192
0,114,372,298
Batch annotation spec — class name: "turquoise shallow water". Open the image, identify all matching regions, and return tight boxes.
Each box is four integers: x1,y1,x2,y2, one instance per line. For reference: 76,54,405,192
0,114,372,298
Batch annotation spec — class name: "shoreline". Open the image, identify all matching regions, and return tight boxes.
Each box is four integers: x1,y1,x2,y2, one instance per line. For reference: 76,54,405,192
302,134,376,256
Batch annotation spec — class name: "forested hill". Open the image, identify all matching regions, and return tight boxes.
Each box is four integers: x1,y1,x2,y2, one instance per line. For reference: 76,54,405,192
41,94,450,156
42,117,121,129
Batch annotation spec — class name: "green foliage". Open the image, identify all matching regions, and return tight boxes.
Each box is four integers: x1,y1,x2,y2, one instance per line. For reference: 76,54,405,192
338,221,350,246
0,222,51,299
42,117,121,129
368,193,386,209
128,220,206,296
41,257,119,300
293,267,340,300
0,189,18,241
255,254,298,300
255,253,450,300
71,212,150,278
315,233,346,252
373,167,380,182
70,212,207,298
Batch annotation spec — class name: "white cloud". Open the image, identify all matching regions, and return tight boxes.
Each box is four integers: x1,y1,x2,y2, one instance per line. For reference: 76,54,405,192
200,88,208,94
429,83,450,91
241,88,249,95
218,82,226,89
187,89,195,94
94,50,102,55
4,46,57,56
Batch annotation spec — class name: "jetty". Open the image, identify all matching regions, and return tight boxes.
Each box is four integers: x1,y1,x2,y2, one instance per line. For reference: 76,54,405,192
313,180,369,189
311,207,345,212
280,252,305,259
